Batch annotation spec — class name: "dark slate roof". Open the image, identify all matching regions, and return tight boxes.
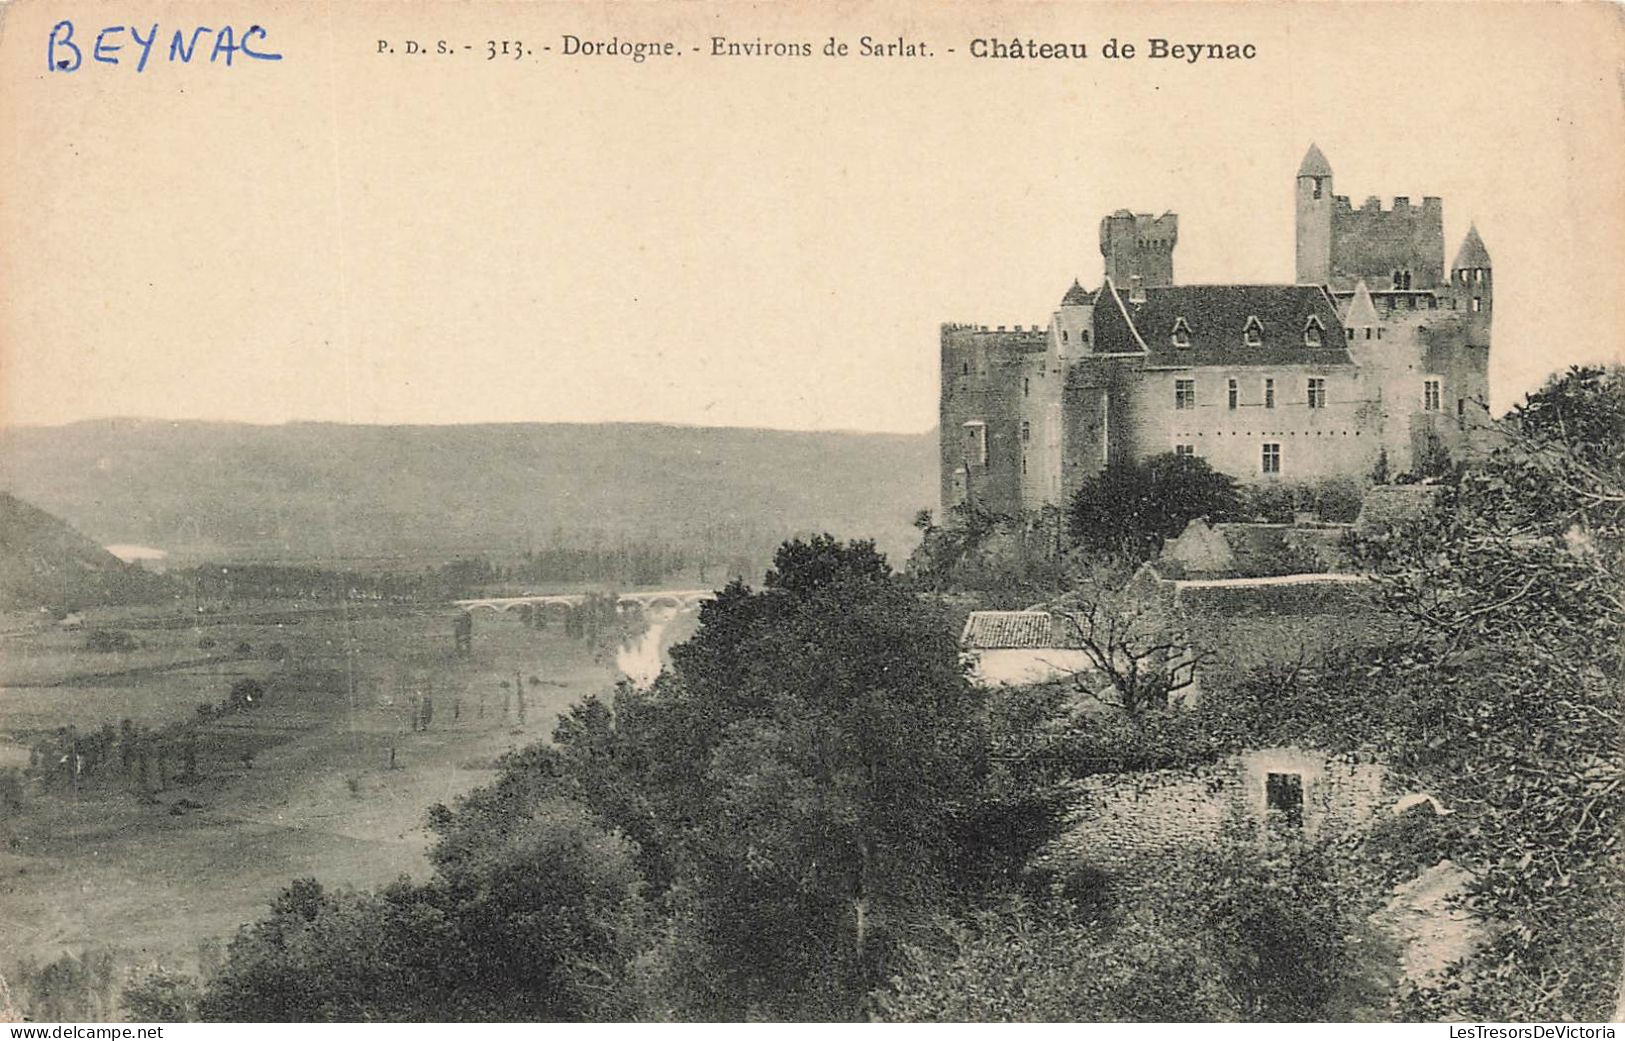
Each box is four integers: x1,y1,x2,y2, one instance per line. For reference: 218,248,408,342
1061,279,1092,307
1093,281,1354,367
1451,224,1491,269
1298,143,1333,178
960,611,1084,650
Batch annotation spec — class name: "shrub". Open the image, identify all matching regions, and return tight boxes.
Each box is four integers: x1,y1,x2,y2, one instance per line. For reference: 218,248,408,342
1313,477,1365,523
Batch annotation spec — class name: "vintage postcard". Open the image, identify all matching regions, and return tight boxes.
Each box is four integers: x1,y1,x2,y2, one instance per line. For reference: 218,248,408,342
1,0,1622,1027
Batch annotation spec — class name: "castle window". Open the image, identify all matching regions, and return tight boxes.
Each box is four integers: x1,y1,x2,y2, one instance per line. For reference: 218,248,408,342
1061,330,1068,343
1227,378,1239,410
1474,268,1483,282
1081,330,1090,345
1021,455,1028,476
1458,397,1466,419
1424,379,1441,412
1175,444,1195,458
1174,379,1196,411
1364,327,1372,340
1243,316,1264,347
1263,378,1276,410
1266,772,1304,828
1307,377,1327,409
1171,317,1192,348
963,420,988,465
961,361,969,375
1470,298,1482,312
1261,442,1281,474
1346,327,1355,340
1303,315,1325,347
1377,328,1385,340
1024,377,1030,397
1021,420,1031,443
1312,177,1323,200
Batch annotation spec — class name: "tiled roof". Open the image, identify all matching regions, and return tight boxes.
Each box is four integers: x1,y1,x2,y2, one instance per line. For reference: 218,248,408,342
1061,279,1092,307
960,611,1083,650
1094,282,1354,367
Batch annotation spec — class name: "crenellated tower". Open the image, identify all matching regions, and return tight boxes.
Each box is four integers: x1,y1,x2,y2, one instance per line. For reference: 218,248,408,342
1099,210,1178,288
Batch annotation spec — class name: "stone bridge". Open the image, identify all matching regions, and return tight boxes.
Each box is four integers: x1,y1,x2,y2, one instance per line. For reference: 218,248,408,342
454,589,715,615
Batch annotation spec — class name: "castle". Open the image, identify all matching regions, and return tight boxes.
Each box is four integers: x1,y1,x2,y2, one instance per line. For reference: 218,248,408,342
939,145,1494,516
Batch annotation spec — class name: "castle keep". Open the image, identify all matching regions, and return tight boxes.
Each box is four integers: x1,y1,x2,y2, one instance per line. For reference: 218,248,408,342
940,145,1494,515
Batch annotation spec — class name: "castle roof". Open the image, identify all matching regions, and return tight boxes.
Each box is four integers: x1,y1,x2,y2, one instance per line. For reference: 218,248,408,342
1061,279,1092,307
1297,143,1333,179
1342,280,1380,326
1451,224,1491,269
1093,281,1353,367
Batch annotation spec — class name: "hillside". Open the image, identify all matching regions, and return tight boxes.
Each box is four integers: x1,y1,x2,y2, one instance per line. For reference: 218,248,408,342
0,493,171,611
0,420,938,570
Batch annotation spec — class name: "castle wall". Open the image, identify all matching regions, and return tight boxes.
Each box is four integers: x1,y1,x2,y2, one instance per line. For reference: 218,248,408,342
1060,358,1143,502
939,324,1049,516
1329,195,1445,291
1129,364,1381,484
1348,302,1489,473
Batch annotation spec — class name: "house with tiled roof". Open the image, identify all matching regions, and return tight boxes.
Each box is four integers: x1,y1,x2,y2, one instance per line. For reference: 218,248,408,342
959,610,1093,686
940,145,1494,517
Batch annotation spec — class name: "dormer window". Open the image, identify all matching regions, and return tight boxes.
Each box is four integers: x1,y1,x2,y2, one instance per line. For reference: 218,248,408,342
1243,316,1264,347
1171,317,1192,348
1303,315,1325,347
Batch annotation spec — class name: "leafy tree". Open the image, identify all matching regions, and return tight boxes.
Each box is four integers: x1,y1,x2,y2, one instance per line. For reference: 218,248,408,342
542,536,1022,1018
880,834,1365,1022
762,533,888,595
1069,453,1242,559
201,799,649,1021
1351,365,1625,1020
122,969,203,1022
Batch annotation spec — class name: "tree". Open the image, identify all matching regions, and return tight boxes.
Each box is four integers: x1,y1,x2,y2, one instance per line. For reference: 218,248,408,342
1048,564,1204,716
879,834,1364,1022
1352,366,1625,1020
122,969,202,1022
763,533,888,596
541,536,1001,1018
201,801,649,1022
1069,453,1242,559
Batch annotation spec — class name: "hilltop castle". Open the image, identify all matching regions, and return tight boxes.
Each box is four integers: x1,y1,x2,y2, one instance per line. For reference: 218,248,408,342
939,145,1494,516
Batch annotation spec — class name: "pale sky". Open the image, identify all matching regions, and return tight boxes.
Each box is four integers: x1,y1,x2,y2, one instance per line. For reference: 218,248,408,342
3,0,1622,433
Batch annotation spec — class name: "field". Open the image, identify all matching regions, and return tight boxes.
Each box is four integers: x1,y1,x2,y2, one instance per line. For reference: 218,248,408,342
0,597,641,1004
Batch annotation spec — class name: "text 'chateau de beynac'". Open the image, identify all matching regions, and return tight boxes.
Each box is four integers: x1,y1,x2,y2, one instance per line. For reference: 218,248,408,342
939,144,1495,515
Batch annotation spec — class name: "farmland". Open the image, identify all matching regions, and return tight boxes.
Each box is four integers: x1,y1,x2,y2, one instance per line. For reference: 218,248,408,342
0,596,634,992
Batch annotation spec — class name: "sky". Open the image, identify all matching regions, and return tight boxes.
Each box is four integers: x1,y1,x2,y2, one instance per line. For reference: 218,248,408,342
2,0,1622,434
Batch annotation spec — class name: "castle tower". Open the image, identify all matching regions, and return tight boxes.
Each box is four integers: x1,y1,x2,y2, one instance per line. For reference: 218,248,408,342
1295,143,1334,284
1451,223,1492,347
1099,210,1177,287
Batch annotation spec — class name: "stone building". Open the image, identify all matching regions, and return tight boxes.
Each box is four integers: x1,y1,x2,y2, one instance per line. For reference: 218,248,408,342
940,146,1494,517
1047,746,1392,874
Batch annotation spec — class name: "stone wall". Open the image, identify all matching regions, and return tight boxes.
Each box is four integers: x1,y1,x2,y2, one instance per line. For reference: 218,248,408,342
1051,747,1389,874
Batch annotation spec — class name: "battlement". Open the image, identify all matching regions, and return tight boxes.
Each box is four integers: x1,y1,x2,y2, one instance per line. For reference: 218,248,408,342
942,323,1050,335
1333,194,1443,216
1099,209,1178,288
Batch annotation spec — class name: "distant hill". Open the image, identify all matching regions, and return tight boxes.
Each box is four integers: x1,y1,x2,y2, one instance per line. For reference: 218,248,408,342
0,493,170,611
0,420,938,570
